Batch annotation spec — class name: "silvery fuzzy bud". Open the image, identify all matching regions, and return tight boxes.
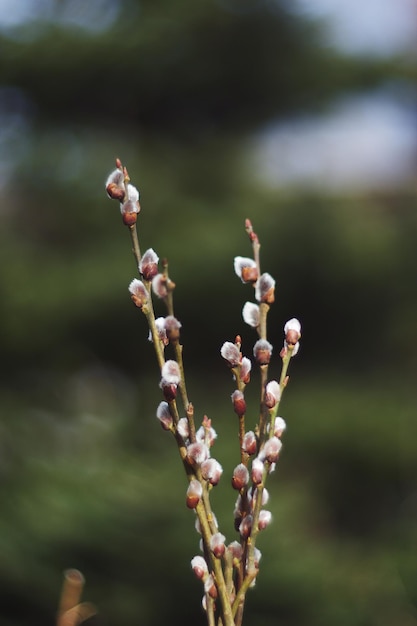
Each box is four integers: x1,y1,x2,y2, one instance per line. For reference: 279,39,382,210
264,380,281,409
234,256,258,283
239,515,253,538
186,442,209,466
210,532,226,558
242,430,257,456
128,278,148,309
242,302,260,328
139,248,159,281
156,401,173,430
220,341,241,367
191,555,208,580
260,436,282,463
186,479,203,509
251,458,264,485
231,390,246,417
255,272,275,304
231,463,249,490
201,458,223,485
204,575,218,599
258,510,272,530
253,339,273,365
274,416,286,437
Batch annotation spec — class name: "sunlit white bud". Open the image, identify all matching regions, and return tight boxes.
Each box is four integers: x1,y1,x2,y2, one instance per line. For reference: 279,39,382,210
177,417,190,439
128,278,148,308
127,183,139,202
234,256,258,283
251,458,264,484
160,360,181,385
253,339,273,365
242,302,260,328
227,541,243,561
220,341,241,366
239,515,253,538
231,390,246,416
186,479,203,509
191,555,208,580
187,442,209,465
204,574,218,599
156,401,173,430
240,357,252,384
149,317,168,344
195,517,201,534
210,532,226,558
269,462,276,474
242,430,257,455
139,248,159,281
202,595,207,611
284,318,301,336
265,380,281,408
232,463,249,490
106,168,124,188
201,458,223,485
105,168,126,201
274,417,286,437
258,510,272,530
255,272,275,303
152,273,168,299
260,436,282,463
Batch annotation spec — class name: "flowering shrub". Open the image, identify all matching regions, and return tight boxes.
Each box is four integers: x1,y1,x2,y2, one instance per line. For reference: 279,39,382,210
106,159,302,626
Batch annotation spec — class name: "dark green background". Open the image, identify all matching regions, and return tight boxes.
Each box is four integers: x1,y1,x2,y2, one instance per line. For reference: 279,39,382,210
0,1,416,625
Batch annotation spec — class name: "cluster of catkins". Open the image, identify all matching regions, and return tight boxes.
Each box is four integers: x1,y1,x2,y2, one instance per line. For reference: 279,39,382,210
106,160,301,619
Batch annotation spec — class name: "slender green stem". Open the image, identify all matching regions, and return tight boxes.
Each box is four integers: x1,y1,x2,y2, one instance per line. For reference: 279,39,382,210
129,223,141,267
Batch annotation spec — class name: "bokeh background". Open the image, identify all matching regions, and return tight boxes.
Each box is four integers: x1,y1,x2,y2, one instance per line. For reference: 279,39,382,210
0,1,417,625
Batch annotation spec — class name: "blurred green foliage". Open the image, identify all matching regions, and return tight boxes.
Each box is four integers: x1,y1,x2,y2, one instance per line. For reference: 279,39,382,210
0,1,416,625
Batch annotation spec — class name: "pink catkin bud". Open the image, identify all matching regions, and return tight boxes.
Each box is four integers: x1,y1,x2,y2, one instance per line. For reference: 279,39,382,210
253,339,273,365
231,390,246,416
139,248,159,281
251,458,264,485
191,556,208,580
242,431,257,456
220,341,241,367
186,442,209,465
258,510,272,530
261,436,282,463
231,463,249,490
128,278,148,308
255,272,275,304
210,532,226,558
186,480,203,509
274,417,286,437
264,380,281,409
156,401,173,430
227,541,243,561
164,315,182,341
204,575,218,599
239,515,253,538
201,458,223,485
240,357,252,384
234,256,258,283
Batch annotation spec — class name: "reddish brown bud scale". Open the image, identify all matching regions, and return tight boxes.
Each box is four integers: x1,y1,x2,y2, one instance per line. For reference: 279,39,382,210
241,266,259,283
130,294,144,308
106,183,125,201
162,383,177,401
122,212,138,226
286,329,300,345
115,157,122,169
